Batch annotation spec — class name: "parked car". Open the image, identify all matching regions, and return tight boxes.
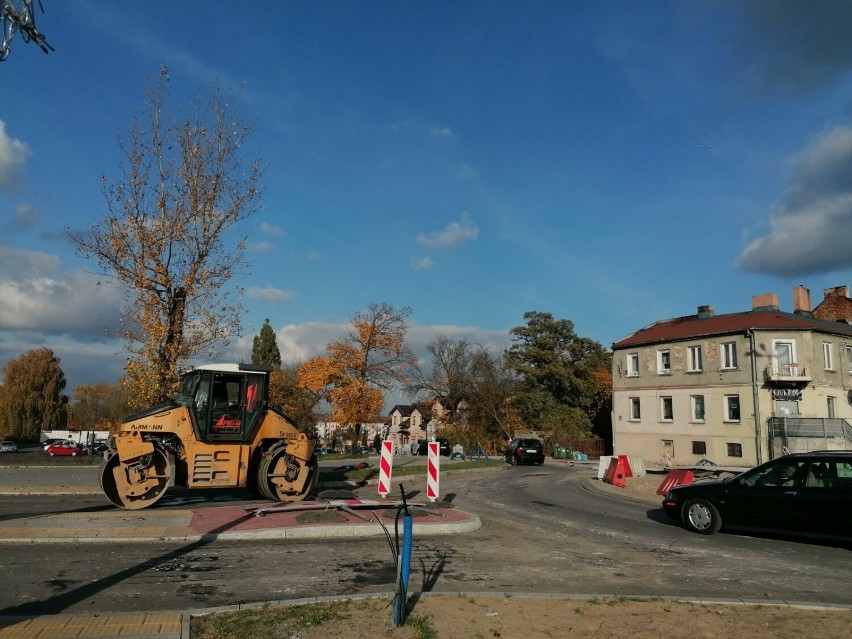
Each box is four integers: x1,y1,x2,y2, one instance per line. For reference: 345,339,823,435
43,438,77,451
358,446,375,455
44,442,82,457
662,451,852,541
504,438,545,465
414,438,451,456
0,440,17,453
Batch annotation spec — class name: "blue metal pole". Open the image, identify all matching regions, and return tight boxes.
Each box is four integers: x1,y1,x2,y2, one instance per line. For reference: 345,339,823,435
393,513,413,626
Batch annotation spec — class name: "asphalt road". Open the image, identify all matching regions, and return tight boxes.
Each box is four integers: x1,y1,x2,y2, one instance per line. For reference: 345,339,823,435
0,463,850,616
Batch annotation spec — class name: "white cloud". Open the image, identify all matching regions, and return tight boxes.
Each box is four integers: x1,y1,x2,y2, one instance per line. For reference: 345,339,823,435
415,212,479,248
412,256,434,271
457,163,476,180
249,240,275,253
737,127,852,276
260,222,285,237
8,203,41,232
246,286,294,302
0,119,30,194
231,320,510,377
431,124,453,137
0,269,123,336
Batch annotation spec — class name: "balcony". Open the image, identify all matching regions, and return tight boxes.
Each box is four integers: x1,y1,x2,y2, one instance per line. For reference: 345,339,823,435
763,363,811,382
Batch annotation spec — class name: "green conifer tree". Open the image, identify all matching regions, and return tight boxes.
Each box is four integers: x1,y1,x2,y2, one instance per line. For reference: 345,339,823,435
251,319,282,368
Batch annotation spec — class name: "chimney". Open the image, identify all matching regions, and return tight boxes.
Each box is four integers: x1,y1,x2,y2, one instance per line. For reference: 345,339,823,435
823,285,850,300
792,285,812,315
752,292,779,311
697,305,715,319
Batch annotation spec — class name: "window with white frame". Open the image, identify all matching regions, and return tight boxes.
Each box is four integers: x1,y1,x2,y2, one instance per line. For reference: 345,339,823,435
627,353,640,377
629,397,641,420
660,396,673,421
823,342,834,371
724,394,740,422
691,395,705,421
657,349,671,374
687,345,702,372
722,342,737,369
772,340,796,376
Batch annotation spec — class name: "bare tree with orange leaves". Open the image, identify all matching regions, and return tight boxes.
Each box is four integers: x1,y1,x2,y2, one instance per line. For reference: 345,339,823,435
298,303,418,450
69,72,264,408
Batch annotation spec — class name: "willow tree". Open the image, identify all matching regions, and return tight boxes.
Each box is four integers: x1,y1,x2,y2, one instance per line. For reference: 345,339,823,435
70,73,264,407
0,348,68,441
298,303,418,449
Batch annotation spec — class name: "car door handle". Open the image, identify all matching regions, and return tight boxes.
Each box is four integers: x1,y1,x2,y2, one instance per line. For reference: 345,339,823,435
784,491,798,496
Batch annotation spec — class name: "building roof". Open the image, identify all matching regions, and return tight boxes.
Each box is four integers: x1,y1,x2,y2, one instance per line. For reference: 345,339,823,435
613,308,852,350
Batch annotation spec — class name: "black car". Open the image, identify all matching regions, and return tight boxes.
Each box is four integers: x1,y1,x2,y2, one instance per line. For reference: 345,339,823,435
662,451,852,541
415,438,451,456
504,438,545,465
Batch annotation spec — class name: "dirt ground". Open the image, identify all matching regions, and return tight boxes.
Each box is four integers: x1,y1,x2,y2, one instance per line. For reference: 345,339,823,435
191,593,852,639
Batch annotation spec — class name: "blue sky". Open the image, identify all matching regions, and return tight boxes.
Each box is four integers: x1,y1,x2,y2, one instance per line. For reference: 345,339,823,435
2,1,852,397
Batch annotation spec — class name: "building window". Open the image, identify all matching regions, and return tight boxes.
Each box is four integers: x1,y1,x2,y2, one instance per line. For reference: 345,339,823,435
727,442,743,457
846,345,852,374
691,395,705,421
657,349,671,374
629,397,641,420
827,396,836,419
661,396,673,421
724,395,740,422
722,342,737,369
692,441,707,455
687,345,703,372
772,339,797,376
627,353,640,377
823,342,834,371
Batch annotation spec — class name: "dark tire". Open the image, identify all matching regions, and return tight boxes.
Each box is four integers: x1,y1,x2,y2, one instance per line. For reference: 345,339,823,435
682,499,722,535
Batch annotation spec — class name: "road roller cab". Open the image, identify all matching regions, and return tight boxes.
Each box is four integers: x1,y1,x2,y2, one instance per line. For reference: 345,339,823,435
100,363,317,510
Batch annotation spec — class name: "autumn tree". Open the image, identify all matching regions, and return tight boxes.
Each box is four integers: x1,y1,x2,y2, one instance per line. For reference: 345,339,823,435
298,303,418,449
251,319,282,368
268,364,319,432
505,311,612,440
69,72,264,408
70,383,128,431
0,348,68,441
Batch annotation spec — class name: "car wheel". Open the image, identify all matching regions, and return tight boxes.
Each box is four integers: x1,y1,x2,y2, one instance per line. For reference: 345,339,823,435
71,451,77,456
682,499,722,535
48,452,54,457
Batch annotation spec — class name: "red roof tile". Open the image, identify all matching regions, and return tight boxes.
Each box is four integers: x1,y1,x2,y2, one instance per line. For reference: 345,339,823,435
613,309,852,349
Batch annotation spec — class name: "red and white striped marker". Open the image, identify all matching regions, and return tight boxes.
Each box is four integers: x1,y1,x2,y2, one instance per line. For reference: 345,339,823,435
377,439,394,497
426,441,440,502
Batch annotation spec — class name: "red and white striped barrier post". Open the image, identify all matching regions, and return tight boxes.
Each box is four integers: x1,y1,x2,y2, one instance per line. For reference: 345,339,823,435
426,441,440,502
378,439,394,498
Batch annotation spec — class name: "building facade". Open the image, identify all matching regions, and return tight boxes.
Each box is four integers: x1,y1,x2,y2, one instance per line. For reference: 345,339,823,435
611,287,852,468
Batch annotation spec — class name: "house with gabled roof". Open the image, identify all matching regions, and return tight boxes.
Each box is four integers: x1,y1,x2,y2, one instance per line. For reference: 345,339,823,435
386,396,465,451
611,286,852,468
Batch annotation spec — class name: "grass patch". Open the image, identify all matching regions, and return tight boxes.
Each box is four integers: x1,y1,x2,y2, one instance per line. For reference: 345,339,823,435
192,600,350,639
319,459,501,483
405,614,438,639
